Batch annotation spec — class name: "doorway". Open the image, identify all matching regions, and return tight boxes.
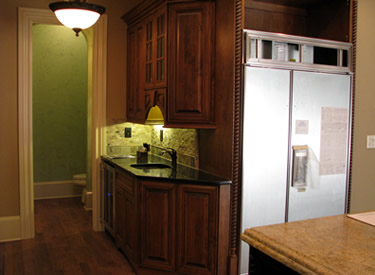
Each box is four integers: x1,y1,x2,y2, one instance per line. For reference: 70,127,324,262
18,7,107,239
32,24,90,202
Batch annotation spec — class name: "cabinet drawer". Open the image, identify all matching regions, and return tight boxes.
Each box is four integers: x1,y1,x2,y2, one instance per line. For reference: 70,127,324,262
116,170,135,196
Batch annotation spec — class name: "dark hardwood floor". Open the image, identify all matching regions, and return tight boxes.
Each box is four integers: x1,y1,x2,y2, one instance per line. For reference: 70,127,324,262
0,198,135,275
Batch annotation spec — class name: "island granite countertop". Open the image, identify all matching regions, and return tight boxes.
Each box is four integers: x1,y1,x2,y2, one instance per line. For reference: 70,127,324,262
102,154,231,186
241,214,375,274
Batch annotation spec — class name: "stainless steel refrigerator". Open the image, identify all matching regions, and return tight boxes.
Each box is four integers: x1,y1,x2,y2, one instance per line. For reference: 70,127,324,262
240,30,353,274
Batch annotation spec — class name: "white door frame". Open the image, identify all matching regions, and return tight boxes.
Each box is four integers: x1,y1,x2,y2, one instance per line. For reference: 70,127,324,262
18,7,107,239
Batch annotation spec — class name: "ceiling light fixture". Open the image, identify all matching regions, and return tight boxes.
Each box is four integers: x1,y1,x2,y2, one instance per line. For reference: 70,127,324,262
49,0,105,37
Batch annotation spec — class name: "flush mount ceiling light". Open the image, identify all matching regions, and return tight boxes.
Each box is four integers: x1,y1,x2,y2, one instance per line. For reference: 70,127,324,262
49,0,105,36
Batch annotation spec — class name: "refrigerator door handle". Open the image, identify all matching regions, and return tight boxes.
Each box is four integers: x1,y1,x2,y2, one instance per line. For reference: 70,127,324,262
291,145,308,191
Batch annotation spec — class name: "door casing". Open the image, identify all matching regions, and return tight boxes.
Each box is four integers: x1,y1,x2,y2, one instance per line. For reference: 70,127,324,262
18,7,107,238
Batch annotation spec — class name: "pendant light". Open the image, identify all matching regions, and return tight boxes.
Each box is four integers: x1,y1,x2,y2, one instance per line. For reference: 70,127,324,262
49,0,105,36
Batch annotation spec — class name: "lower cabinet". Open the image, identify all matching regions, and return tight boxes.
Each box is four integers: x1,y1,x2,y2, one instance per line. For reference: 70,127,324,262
115,169,137,264
139,181,175,272
111,168,230,275
101,161,115,235
176,185,217,275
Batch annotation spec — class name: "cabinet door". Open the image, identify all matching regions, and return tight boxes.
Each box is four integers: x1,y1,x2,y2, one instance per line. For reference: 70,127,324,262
127,23,145,122
140,181,175,271
127,25,137,119
102,162,114,235
115,185,127,247
144,7,167,91
176,184,217,275
115,170,137,264
154,7,167,89
167,2,215,127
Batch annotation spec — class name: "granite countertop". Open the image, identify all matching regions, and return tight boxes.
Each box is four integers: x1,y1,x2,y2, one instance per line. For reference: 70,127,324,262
241,214,375,274
102,154,231,185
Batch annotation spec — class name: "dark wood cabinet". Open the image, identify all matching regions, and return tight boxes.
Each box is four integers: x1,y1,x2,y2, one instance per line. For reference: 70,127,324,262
115,169,138,264
123,0,215,128
101,162,115,236
244,0,351,42
139,181,175,271
127,23,146,123
107,164,230,274
167,2,215,127
176,184,217,275
144,7,167,91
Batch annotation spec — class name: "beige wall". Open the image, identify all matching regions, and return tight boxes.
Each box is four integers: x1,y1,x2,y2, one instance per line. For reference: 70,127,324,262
350,0,375,213
0,0,139,217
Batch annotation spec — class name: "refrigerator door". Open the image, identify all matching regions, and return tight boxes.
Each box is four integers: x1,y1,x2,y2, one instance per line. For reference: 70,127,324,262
288,71,351,222
240,66,290,274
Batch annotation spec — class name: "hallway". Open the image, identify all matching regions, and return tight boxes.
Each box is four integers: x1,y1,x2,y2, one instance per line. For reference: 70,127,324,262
0,198,135,275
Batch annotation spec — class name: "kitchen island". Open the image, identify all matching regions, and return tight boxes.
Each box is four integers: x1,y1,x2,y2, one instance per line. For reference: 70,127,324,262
241,214,375,274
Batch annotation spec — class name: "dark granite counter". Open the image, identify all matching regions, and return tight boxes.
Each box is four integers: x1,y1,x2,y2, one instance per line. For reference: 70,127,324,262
101,154,231,185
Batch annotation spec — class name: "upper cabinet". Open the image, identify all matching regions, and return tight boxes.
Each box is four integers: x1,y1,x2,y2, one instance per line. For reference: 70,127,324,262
123,0,216,128
127,23,145,123
167,2,215,127
244,0,352,42
144,7,167,90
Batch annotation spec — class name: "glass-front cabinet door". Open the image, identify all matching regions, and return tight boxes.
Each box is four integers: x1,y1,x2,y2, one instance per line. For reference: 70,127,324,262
144,7,167,90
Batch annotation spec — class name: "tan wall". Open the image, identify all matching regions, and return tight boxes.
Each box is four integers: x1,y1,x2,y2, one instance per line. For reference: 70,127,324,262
350,0,375,213
0,0,139,217
101,0,143,125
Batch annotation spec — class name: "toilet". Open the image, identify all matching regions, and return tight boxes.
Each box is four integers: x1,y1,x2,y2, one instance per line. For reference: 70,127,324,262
73,173,87,203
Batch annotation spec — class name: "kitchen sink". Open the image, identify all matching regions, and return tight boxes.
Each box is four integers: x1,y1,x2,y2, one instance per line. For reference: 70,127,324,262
107,155,136,159
130,163,171,169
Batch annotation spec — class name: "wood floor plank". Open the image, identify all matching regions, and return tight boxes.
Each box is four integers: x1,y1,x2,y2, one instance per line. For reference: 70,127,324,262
0,242,5,275
3,241,24,275
0,198,135,275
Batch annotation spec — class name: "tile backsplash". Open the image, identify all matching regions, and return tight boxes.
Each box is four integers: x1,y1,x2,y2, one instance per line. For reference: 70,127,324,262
106,123,199,168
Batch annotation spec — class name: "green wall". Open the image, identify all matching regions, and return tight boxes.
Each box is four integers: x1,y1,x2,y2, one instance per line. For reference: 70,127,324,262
32,24,88,182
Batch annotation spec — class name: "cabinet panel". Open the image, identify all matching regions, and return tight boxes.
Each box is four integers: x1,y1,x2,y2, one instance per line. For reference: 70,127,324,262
154,8,167,88
140,181,175,271
116,169,135,196
144,7,167,90
127,23,146,122
144,15,154,90
167,2,215,126
244,0,351,42
115,185,127,245
176,184,217,275
127,25,137,119
115,170,137,264
102,162,114,235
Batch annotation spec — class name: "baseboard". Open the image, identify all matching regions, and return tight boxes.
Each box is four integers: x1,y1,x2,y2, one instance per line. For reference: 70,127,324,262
34,180,83,200
84,191,93,210
0,216,21,242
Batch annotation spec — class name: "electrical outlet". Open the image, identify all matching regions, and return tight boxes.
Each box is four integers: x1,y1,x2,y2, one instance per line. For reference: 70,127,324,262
125,127,132,138
367,135,375,149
